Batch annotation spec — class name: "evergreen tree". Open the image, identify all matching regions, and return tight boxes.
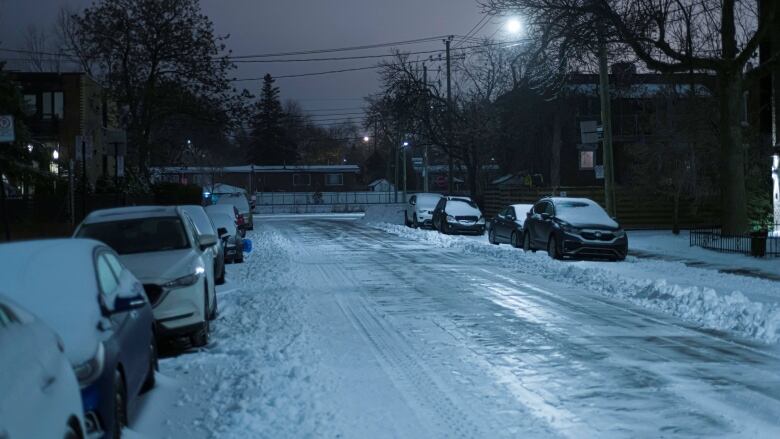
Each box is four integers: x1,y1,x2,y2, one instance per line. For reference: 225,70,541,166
249,74,297,165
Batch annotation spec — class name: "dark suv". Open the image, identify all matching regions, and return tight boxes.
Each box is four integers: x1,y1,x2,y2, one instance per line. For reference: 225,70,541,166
432,197,486,235
523,197,627,260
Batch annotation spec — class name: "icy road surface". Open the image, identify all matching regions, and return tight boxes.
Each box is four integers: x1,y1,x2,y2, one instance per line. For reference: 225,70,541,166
137,216,780,438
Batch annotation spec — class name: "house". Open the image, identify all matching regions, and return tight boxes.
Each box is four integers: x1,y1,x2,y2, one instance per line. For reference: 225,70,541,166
368,178,394,192
9,72,127,187
151,164,363,193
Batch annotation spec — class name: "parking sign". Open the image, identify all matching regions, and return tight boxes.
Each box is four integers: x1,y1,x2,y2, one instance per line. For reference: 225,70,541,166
0,115,14,143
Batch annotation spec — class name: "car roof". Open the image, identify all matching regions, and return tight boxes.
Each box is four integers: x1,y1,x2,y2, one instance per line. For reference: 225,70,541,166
543,197,597,206
446,196,473,202
511,203,534,210
81,205,181,224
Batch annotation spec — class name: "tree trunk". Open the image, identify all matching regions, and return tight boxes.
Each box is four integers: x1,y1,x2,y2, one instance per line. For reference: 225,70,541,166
718,70,749,233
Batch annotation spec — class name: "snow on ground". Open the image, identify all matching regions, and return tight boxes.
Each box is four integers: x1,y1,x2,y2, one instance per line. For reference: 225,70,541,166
369,223,780,344
137,229,333,439
360,204,406,225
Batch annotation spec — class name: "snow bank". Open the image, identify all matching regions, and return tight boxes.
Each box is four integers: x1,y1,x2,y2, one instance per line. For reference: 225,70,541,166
372,224,780,343
361,204,407,225
159,229,331,438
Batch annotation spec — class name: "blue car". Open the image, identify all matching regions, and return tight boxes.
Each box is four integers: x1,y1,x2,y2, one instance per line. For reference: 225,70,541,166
0,239,157,438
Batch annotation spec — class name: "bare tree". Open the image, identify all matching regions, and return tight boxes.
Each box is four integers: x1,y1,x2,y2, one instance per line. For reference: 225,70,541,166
483,0,779,233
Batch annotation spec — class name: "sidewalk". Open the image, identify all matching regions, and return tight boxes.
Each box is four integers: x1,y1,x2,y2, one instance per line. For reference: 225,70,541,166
628,230,780,282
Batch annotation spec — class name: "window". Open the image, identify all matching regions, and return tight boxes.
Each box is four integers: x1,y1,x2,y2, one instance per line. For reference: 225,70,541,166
579,151,595,170
77,217,190,255
96,255,119,295
103,253,125,279
23,94,37,116
293,174,311,186
325,173,343,186
41,92,64,120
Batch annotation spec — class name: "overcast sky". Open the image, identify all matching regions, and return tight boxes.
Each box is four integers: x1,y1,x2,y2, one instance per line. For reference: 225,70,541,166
0,0,502,120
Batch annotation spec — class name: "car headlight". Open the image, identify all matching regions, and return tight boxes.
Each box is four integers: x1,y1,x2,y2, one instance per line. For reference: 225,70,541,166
477,217,485,225
446,215,455,223
163,266,205,289
614,229,626,238
74,342,105,388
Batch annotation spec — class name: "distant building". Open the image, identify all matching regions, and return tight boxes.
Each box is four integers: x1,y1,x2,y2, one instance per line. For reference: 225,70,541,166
368,178,394,192
151,164,364,193
9,72,127,186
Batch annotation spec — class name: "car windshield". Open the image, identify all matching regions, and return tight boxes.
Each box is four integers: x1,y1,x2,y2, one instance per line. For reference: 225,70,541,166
447,199,480,215
416,195,442,208
181,207,215,235
77,217,190,254
555,201,615,225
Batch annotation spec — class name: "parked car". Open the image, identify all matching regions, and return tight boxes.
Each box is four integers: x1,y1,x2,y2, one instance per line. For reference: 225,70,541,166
432,197,486,235
207,210,244,264
0,239,156,438
488,203,534,247
181,205,226,285
74,206,217,348
0,295,86,439
216,192,254,231
405,193,443,228
206,204,245,237
523,197,628,261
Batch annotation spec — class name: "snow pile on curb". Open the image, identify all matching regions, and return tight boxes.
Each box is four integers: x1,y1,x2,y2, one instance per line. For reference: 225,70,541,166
360,204,406,225
161,230,331,438
372,223,780,343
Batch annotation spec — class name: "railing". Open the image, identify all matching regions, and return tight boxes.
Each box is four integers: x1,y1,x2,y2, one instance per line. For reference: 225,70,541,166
689,225,780,258
254,191,404,214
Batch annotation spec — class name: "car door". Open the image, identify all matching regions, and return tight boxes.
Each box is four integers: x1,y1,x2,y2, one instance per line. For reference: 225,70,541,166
506,207,519,238
407,195,416,223
494,207,509,240
433,199,446,229
96,251,146,394
536,202,556,246
529,202,548,247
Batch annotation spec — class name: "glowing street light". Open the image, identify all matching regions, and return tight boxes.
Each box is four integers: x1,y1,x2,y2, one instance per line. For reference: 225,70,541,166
52,150,59,160
506,18,522,35
363,136,370,143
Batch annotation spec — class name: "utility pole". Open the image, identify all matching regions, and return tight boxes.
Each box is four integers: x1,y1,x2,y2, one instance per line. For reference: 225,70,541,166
402,143,407,202
597,30,616,217
423,64,430,192
394,141,399,203
81,139,87,221
445,36,454,195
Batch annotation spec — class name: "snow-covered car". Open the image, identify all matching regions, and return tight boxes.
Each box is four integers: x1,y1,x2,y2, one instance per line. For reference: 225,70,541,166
0,239,156,438
181,205,226,285
207,210,244,264
405,193,442,228
216,192,254,231
523,197,628,261
0,295,86,439
75,206,217,347
432,197,486,235
206,203,245,237
488,203,534,247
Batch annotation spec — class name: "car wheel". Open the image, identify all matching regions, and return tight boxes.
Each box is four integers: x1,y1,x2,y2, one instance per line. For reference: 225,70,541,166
548,235,561,260
523,232,535,252
141,334,158,393
112,371,127,439
63,421,81,439
511,231,520,248
216,265,226,285
488,228,498,245
404,211,412,227
191,286,211,348
208,290,219,321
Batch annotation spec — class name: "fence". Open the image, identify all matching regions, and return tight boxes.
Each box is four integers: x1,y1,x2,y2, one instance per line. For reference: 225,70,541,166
689,226,780,258
483,186,718,229
254,191,401,214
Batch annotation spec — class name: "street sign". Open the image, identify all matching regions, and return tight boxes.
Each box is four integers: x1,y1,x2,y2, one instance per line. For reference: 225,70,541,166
412,157,423,167
0,115,14,143
594,165,605,180
435,175,447,188
580,120,602,144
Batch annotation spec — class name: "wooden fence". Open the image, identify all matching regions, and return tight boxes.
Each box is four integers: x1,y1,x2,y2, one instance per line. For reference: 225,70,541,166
483,186,718,229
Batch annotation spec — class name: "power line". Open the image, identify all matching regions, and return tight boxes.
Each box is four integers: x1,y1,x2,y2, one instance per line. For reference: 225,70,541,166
226,35,455,60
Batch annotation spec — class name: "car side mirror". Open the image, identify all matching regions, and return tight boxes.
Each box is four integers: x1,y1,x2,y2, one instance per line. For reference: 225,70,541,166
113,295,146,313
217,227,229,239
199,233,217,250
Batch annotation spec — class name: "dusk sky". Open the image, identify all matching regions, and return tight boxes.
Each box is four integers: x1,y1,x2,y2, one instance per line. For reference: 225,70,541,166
0,0,503,119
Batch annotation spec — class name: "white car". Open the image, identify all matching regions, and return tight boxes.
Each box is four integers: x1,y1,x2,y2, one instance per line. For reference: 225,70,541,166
181,205,226,285
206,210,244,264
206,204,245,237
405,193,443,228
0,295,86,439
75,206,217,347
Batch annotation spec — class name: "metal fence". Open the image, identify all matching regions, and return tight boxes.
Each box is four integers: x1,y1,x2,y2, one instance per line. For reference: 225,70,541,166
689,226,780,258
254,191,404,214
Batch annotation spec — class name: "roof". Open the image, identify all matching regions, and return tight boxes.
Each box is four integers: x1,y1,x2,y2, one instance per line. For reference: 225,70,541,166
207,183,246,194
0,239,105,363
369,178,391,186
152,164,361,175
82,205,181,224
543,197,598,205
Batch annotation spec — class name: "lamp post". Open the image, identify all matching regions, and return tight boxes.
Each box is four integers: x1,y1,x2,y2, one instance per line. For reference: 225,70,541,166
402,141,410,202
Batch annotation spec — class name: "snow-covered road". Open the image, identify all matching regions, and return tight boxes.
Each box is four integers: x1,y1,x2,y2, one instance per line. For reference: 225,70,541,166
136,216,780,438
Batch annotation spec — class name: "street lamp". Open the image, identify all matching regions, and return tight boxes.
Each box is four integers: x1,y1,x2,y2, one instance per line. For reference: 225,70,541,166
52,150,59,160
505,18,522,35
363,136,370,143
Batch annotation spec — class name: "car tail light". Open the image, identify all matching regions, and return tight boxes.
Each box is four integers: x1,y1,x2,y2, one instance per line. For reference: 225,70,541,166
237,215,245,225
